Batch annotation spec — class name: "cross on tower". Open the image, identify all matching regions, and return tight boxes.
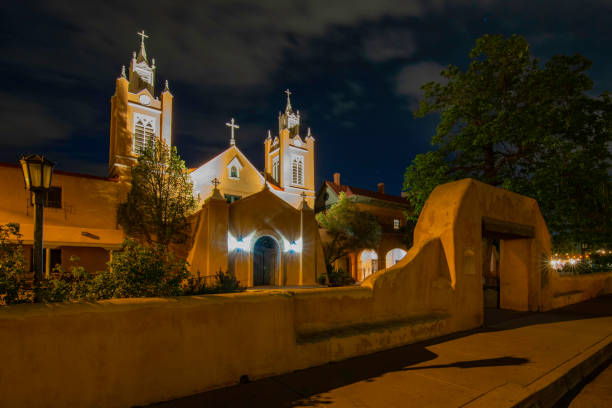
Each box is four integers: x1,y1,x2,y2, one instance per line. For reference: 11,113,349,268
211,177,221,189
137,30,149,47
225,118,239,146
285,89,292,112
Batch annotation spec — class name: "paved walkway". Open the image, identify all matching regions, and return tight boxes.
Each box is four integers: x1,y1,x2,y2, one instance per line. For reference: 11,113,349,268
556,359,612,407
147,296,612,408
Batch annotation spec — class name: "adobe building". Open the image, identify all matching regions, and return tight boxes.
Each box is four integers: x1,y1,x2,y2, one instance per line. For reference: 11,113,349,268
186,91,325,286
315,172,412,281
0,32,326,286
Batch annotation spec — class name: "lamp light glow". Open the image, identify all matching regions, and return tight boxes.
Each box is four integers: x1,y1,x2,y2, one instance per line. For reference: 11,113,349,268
228,232,253,252
283,237,302,253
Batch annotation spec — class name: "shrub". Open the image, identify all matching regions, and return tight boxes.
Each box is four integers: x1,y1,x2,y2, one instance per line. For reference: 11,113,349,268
40,257,93,302
327,268,355,287
182,270,244,295
93,239,187,299
317,274,327,285
0,223,28,305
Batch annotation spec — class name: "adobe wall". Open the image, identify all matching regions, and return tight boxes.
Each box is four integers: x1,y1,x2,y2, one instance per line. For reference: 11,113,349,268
2,178,610,407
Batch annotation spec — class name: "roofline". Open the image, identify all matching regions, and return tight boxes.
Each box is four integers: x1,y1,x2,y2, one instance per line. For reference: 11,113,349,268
0,162,119,182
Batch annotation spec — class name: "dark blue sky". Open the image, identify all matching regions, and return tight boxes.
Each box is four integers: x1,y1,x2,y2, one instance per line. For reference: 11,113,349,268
1,1,611,195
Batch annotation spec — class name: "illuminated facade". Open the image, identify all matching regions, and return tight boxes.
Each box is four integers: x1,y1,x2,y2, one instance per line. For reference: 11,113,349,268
0,32,325,286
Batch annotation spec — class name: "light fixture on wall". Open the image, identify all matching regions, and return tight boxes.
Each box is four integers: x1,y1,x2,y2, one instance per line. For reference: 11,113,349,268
283,237,302,254
228,233,253,252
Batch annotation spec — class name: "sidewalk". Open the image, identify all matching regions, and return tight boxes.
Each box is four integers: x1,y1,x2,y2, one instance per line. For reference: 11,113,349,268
146,295,612,408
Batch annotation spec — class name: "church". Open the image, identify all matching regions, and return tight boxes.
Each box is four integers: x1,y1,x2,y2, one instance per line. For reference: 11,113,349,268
0,32,325,286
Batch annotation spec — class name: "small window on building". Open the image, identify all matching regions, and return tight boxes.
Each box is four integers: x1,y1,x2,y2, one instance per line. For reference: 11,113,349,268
46,187,62,208
393,219,400,230
224,194,241,203
230,166,238,178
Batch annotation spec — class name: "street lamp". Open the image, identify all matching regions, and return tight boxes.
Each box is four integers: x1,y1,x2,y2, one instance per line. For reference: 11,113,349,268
20,154,55,301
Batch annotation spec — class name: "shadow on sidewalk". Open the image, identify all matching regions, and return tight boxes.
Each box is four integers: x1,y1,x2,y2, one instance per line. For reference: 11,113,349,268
144,295,612,408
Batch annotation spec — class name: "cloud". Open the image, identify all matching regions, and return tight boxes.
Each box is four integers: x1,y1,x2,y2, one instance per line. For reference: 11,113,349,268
23,1,426,88
363,27,417,61
396,61,445,101
0,94,71,147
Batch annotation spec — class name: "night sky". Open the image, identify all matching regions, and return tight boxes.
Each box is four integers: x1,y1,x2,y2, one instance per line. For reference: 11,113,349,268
1,1,611,195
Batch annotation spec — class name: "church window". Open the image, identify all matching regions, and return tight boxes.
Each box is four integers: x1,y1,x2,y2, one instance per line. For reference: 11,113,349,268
133,113,156,155
230,166,238,178
394,219,400,230
292,155,304,186
224,194,241,203
272,156,279,182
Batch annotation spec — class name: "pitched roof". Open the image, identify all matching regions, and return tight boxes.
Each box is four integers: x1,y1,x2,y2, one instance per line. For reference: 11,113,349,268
325,181,410,206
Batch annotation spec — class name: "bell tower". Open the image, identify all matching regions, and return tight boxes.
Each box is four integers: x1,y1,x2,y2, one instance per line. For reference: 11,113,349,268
264,90,316,207
108,31,173,178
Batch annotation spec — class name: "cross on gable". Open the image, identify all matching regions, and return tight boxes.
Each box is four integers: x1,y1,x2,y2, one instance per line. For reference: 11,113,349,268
225,118,239,146
285,89,291,98
211,177,221,188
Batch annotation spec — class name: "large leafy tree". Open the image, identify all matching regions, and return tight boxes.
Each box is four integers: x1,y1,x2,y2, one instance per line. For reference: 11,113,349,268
316,192,382,269
118,139,197,247
404,34,612,249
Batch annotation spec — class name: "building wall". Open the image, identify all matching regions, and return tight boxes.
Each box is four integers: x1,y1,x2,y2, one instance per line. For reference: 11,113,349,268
0,164,125,269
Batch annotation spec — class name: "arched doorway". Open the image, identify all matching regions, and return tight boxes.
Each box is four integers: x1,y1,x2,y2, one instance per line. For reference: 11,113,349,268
253,236,279,286
385,248,407,268
358,249,378,281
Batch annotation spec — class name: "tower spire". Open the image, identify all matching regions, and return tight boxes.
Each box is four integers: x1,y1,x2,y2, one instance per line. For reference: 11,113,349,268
284,89,293,113
137,30,149,63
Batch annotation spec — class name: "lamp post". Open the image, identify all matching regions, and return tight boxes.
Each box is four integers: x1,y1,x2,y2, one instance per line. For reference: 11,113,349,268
20,154,55,302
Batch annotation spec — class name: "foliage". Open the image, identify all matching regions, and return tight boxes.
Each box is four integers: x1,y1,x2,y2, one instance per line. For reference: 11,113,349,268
117,138,197,247
404,34,612,249
93,239,187,299
39,257,93,302
182,270,245,295
0,223,28,305
326,268,355,287
316,274,327,285
316,192,382,269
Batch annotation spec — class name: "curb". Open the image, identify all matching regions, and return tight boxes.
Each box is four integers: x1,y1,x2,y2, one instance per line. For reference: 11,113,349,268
463,334,612,408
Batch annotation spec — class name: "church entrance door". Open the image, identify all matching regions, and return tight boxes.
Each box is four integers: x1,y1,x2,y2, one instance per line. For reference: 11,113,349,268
253,236,278,286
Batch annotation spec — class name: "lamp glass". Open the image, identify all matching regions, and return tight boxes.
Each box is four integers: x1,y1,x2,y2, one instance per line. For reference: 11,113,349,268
20,159,31,190
42,161,53,189
29,160,42,188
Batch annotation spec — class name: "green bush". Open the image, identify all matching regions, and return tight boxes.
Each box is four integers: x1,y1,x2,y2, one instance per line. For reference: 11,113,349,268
40,257,93,302
317,274,327,285
326,268,355,287
0,223,29,305
182,270,244,295
95,239,187,299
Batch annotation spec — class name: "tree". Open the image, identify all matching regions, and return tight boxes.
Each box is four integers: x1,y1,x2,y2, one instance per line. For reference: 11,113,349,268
118,139,197,247
316,192,382,269
404,34,612,249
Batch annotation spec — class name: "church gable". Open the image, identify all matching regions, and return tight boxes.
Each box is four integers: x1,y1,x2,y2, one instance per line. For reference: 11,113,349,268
190,146,264,204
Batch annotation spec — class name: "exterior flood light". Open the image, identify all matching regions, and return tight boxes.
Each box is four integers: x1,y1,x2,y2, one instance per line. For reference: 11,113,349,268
228,233,253,252
283,238,302,253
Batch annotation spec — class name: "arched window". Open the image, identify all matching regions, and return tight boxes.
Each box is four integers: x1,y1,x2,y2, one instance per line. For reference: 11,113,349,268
133,113,155,154
292,156,303,185
230,166,237,178
272,156,280,182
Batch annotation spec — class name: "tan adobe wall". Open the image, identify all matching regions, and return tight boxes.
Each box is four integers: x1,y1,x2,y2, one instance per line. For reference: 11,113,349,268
1,178,610,407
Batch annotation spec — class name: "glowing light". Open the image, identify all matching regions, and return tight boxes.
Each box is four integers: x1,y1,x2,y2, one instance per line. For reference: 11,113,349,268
283,237,302,253
228,232,254,252
569,258,577,265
